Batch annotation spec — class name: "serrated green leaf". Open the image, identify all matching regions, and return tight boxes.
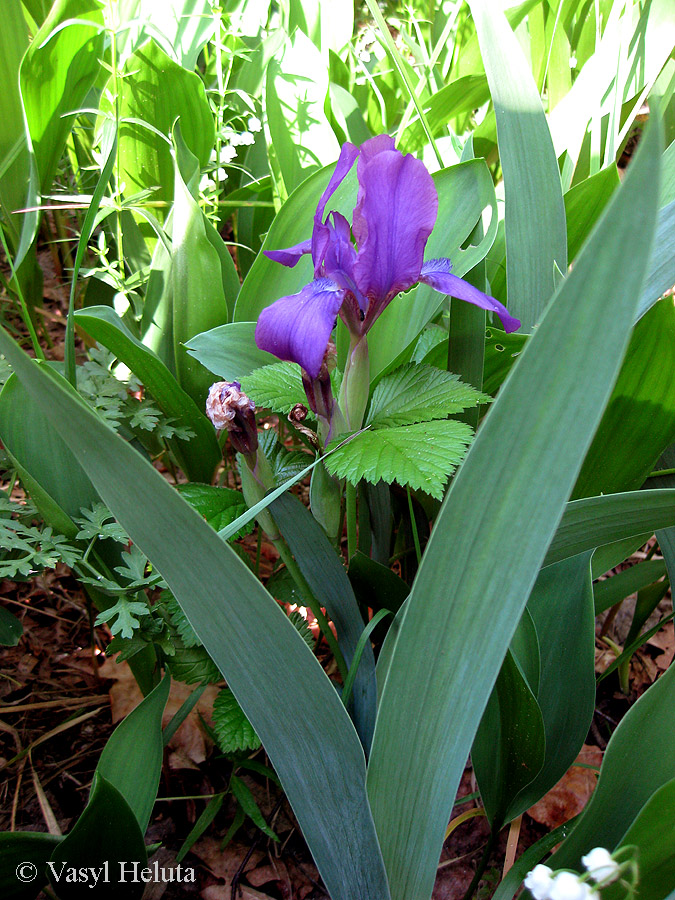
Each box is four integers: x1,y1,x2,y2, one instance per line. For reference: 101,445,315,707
289,610,315,649
230,774,279,842
325,421,473,500
213,687,261,755
240,361,308,417
166,645,221,685
162,592,201,648
176,483,252,539
366,364,489,429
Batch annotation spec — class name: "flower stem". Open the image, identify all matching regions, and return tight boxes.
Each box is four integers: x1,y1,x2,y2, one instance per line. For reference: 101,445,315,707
346,481,357,560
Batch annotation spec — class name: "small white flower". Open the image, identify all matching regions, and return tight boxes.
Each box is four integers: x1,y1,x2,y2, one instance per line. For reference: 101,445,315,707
524,864,554,900
581,847,620,883
237,131,255,146
569,54,578,67
549,871,594,900
247,115,262,132
199,172,212,192
219,145,237,164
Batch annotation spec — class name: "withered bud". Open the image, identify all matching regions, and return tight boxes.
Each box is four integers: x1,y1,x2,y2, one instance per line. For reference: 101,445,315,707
289,403,308,423
206,381,258,456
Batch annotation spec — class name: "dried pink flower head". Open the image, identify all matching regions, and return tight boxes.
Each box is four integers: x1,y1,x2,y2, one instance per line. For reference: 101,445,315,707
206,381,258,455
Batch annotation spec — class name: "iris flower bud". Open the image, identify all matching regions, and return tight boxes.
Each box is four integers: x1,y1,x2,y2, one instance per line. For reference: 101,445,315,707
206,381,258,456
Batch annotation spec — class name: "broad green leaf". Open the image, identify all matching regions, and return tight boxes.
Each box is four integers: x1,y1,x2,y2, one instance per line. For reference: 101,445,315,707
482,327,527,395
398,75,490,155
240,361,308,417
0,372,99,527
572,299,675,499
95,674,170,833
366,120,662,900
0,332,391,900
365,364,489,428
264,30,340,198
637,199,675,320
172,137,229,402
519,553,596,813
325,420,474,501
0,832,62,900
48,774,147,900
74,306,221,483
550,660,675,870
20,0,104,194
564,165,620,262
0,0,31,249
0,605,23,647
592,533,653,581
348,551,410,616
103,39,214,228
185,322,277,381
175,484,250,536
270,493,377,751
212,687,261,755
468,0,567,331
472,648,546,827
605,777,675,900
594,559,668,616
545,489,675,568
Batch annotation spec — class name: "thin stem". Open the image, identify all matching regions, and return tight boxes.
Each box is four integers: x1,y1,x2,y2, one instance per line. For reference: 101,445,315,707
407,486,422,566
346,481,357,560
462,826,497,900
0,230,44,360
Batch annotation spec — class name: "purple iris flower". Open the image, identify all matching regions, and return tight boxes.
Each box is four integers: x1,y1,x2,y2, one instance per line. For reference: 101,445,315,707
255,135,520,379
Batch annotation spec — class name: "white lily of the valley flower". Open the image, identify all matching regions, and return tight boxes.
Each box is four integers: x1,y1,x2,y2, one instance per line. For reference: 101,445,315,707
524,864,554,899
248,115,262,132
581,847,620,883
549,871,595,900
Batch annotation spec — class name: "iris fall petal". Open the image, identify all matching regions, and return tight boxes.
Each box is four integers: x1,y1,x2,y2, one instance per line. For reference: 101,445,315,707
419,258,521,333
254,278,346,379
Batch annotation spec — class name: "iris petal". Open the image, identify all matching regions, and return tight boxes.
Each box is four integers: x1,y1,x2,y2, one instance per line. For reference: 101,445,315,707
353,148,438,316
254,278,346,379
264,239,312,268
419,258,521,333
312,141,359,274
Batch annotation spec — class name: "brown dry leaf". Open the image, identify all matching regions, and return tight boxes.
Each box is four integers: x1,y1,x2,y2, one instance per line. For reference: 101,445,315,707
527,744,603,829
647,622,675,670
99,655,220,766
191,837,264,883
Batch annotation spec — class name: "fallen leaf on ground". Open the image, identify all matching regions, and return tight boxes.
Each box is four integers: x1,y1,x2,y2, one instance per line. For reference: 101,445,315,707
99,655,219,765
527,744,603,829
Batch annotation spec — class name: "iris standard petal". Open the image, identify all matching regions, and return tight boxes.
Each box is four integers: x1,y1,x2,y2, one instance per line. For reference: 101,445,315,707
312,141,359,274
419,258,521,333
353,148,438,314
254,278,346,379
264,238,312,268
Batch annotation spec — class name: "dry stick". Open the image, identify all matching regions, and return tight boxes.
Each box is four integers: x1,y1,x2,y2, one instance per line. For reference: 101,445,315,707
0,695,108,714
230,796,284,900
30,751,63,836
502,814,523,878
